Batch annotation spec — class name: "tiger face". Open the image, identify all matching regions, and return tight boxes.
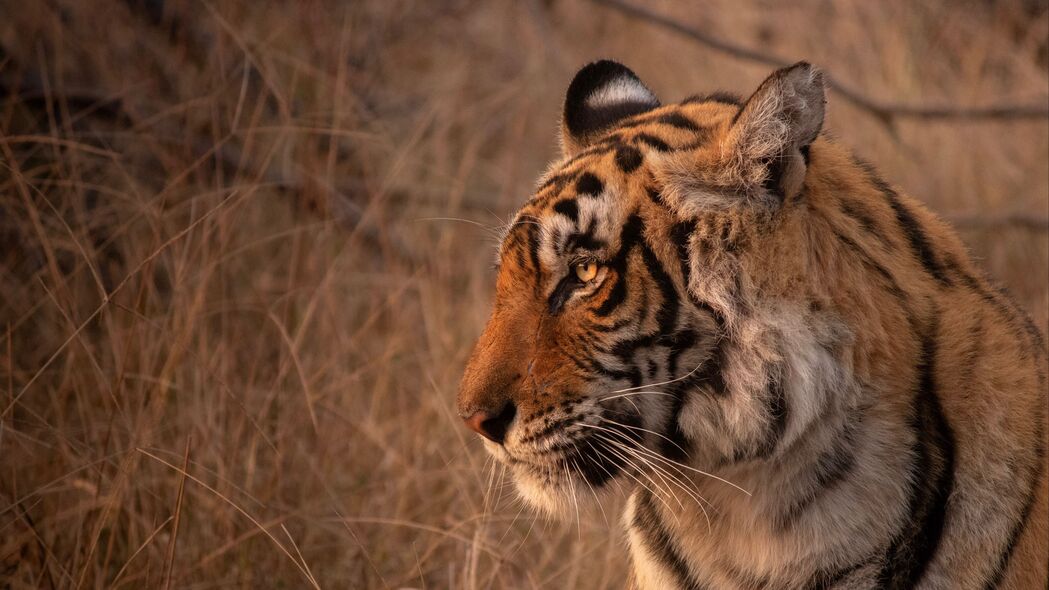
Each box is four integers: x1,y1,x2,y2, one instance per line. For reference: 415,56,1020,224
457,60,826,515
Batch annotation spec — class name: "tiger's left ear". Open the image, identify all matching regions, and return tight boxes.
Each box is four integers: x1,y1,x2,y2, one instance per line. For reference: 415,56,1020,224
729,62,825,202
561,60,660,156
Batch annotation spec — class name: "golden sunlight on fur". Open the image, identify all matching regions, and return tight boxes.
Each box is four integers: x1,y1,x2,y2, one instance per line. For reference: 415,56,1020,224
458,59,1047,589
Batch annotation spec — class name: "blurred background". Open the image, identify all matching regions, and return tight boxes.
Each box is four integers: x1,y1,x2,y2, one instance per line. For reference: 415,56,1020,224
0,1,1046,588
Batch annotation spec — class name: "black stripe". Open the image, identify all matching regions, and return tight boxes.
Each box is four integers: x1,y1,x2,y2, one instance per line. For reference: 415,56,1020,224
645,185,663,206
526,223,542,273
563,347,598,375
692,348,729,397
594,273,628,317
672,126,717,150
640,241,680,334
617,110,702,132
634,133,672,152
537,168,580,194
828,225,922,334
670,221,694,283
854,157,952,286
655,112,703,132
948,260,1047,363
982,402,1047,589
589,357,642,387
525,222,546,299
607,333,660,365
775,412,859,531
878,317,956,588
567,99,659,138
553,198,578,223
594,214,644,316
756,370,788,458
831,226,904,296
563,143,617,168
665,329,697,378
669,220,728,330
886,193,952,286
502,220,531,271
575,172,604,196
632,490,709,590
548,275,578,314
682,92,743,106
568,216,704,420
655,331,704,464
804,556,873,590
615,144,644,172
563,228,605,253
839,198,890,247
518,415,580,444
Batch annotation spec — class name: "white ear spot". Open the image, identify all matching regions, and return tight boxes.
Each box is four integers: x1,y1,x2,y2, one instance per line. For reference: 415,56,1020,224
562,60,660,154
585,76,659,110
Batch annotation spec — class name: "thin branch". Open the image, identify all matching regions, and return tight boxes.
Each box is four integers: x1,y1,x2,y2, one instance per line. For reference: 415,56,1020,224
591,0,1049,123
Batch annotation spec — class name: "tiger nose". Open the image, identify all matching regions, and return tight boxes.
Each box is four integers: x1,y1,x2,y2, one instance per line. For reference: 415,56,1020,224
462,402,517,444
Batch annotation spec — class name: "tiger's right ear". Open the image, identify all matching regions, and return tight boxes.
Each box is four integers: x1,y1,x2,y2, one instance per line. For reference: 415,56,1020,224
561,60,660,157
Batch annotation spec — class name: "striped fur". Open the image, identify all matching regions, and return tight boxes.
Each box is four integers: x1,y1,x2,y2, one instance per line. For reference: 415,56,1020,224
456,60,1048,589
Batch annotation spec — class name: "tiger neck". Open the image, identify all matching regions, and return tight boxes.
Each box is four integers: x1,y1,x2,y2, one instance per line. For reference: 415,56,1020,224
626,300,913,586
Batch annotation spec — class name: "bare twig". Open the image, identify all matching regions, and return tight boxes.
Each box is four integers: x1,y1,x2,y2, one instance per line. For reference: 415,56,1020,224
591,0,1049,123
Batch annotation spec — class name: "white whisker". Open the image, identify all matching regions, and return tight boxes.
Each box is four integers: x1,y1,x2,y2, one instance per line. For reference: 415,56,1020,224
590,430,713,531
598,390,677,402
607,358,710,395
594,416,689,457
595,424,750,497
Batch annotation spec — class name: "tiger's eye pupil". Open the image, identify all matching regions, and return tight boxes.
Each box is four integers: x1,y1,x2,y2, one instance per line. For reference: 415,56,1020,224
575,261,599,282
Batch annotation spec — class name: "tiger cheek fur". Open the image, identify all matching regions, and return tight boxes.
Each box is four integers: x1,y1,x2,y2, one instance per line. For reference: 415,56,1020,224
457,59,1048,589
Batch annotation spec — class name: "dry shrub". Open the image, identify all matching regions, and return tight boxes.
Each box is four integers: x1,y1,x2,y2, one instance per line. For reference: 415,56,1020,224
0,0,1045,588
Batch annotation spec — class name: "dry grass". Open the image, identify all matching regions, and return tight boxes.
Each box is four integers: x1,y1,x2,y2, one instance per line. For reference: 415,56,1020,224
0,0,1046,588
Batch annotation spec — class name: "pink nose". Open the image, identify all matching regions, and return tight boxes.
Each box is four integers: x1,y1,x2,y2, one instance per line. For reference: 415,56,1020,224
461,403,516,444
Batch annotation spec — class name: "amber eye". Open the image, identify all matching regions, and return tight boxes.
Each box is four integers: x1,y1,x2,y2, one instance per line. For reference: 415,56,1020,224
575,261,599,282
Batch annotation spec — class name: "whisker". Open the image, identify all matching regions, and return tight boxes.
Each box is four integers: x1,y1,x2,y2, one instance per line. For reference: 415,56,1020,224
607,358,710,395
584,434,675,514
586,431,679,510
594,416,689,457
606,437,690,511
572,450,611,528
598,390,678,402
590,430,713,531
594,424,749,498
590,432,702,527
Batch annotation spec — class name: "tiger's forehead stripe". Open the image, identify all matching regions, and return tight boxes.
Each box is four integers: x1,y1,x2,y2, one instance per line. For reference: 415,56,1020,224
527,105,722,211
499,101,738,281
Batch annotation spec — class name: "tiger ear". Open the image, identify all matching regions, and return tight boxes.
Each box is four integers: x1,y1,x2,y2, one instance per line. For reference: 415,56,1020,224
728,62,825,202
561,60,660,157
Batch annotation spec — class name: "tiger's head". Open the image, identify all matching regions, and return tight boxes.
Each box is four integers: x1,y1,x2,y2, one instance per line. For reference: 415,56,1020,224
457,60,829,516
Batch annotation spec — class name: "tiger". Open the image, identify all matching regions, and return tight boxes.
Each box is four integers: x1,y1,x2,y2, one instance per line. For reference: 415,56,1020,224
456,59,1048,589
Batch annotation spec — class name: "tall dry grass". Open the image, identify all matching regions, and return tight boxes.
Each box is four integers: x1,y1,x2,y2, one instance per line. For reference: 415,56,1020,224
0,0,1046,588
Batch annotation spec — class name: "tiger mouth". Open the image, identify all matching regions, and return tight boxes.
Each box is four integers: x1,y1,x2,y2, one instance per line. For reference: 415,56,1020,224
504,412,645,488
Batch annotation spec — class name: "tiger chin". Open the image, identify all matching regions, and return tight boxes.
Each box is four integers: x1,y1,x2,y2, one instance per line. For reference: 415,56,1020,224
457,59,1047,589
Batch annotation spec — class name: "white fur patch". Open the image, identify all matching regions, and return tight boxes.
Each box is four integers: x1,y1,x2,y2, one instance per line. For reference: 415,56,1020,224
585,77,658,110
